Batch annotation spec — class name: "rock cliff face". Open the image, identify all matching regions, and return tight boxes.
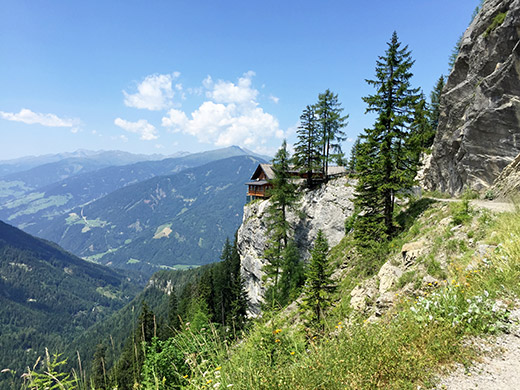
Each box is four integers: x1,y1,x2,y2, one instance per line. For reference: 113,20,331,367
238,177,355,315
491,151,520,198
423,0,520,195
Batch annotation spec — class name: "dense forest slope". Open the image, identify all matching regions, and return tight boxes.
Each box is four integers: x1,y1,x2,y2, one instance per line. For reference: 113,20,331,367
35,155,263,275
0,220,141,383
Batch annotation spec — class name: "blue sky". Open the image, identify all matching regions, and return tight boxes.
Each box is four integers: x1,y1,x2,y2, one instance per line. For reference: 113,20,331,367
0,0,480,160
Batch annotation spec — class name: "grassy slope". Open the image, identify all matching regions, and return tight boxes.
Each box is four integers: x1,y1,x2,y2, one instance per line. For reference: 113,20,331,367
180,197,519,389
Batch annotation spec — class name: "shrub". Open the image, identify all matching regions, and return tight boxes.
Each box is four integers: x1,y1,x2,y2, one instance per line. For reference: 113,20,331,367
483,12,507,37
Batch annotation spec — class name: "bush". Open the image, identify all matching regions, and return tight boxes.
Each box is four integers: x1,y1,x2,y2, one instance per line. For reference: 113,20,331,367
450,199,473,225
408,285,509,334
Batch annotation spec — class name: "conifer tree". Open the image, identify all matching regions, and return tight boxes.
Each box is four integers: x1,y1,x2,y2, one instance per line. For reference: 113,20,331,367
91,343,107,390
229,233,248,330
167,286,180,333
293,105,321,188
300,230,334,329
263,140,298,306
278,240,305,306
315,90,348,179
355,31,422,239
347,136,362,173
429,75,445,136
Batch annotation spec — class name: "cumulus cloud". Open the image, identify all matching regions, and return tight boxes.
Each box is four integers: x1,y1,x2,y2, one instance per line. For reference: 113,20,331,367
0,108,80,128
205,71,258,105
114,118,158,140
162,71,284,149
123,73,179,110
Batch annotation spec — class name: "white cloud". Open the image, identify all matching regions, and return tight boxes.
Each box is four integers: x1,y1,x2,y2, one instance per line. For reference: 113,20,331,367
114,118,158,140
123,73,179,110
269,95,280,104
0,108,80,128
206,71,258,105
162,72,284,149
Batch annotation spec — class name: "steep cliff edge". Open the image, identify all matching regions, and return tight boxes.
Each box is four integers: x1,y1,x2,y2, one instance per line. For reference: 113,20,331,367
423,0,520,195
238,177,354,315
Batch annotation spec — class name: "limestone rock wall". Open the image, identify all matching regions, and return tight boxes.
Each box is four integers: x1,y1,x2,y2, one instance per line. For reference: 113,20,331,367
423,0,520,195
238,177,355,316
491,151,520,198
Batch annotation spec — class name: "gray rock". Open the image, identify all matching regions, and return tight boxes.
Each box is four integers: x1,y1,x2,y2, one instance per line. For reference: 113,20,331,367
350,279,378,312
491,151,520,198
423,0,520,195
237,177,355,316
378,261,403,295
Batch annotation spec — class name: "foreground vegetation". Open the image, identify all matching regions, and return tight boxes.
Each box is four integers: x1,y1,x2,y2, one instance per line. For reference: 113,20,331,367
16,196,520,389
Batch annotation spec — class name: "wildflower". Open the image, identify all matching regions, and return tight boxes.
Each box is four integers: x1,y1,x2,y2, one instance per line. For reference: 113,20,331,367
275,339,281,343
207,379,213,384
273,328,282,334
215,366,222,371
338,321,342,325
290,351,295,355
183,374,189,379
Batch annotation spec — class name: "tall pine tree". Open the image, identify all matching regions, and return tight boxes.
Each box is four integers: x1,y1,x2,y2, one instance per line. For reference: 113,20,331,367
315,90,348,180
293,105,322,188
429,75,445,138
300,230,334,330
355,31,422,240
263,140,298,307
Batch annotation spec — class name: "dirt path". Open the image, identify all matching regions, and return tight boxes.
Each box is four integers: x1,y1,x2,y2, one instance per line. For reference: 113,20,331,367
431,198,515,213
435,309,520,389
471,200,515,213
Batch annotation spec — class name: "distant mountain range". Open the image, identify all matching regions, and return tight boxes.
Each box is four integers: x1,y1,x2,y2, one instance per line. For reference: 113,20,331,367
0,146,268,276
0,220,141,378
0,146,268,231
36,155,263,275
0,149,167,180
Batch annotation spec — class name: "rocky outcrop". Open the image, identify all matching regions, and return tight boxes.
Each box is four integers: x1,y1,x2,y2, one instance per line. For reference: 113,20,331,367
238,177,355,316
423,0,520,195
490,151,520,198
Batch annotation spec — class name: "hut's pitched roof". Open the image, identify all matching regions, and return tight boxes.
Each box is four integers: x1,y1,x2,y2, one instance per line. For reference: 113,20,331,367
249,163,346,182
250,163,276,181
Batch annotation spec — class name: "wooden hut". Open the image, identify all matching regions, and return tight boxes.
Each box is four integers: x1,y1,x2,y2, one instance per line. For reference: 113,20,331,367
246,163,347,202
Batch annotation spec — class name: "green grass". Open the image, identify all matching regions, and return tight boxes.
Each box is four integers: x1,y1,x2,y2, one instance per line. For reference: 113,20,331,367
7,194,72,220
483,11,507,37
194,203,519,390
22,200,520,390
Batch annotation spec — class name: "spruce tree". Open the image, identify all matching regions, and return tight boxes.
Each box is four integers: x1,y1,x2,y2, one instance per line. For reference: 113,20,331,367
263,140,297,307
278,240,305,306
347,136,362,173
315,90,348,180
300,230,334,329
229,234,248,330
355,31,422,239
293,105,321,188
429,75,445,136
167,286,180,333
91,343,107,390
